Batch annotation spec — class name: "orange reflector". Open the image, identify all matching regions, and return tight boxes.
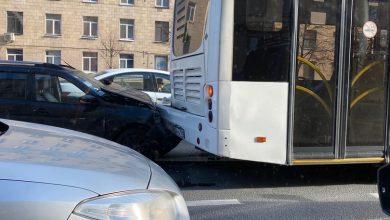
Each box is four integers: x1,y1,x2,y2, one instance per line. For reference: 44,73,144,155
207,85,214,97
255,137,267,143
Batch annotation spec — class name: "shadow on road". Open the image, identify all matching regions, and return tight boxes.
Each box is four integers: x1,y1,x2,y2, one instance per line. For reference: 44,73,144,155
158,161,380,189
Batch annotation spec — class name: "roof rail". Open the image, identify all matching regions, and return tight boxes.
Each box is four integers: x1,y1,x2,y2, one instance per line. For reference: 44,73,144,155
0,60,71,71
35,62,65,70
0,60,43,66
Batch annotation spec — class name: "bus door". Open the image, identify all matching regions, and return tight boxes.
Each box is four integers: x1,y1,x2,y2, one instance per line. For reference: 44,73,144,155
292,0,390,163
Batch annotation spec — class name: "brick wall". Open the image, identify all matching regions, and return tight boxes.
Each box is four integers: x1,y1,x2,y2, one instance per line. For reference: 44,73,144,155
0,0,172,72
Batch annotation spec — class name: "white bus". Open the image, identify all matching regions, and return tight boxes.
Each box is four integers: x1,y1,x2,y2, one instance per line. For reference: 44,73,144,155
159,0,390,165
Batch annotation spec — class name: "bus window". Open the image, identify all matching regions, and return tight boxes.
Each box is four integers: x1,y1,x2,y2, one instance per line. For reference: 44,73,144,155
347,0,390,150
233,0,293,82
173,0,209,57
293,0,341,152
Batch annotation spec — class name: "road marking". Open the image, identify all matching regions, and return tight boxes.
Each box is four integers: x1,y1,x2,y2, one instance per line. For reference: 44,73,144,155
368,218,390,220
370,193,379,199
186,199,241,207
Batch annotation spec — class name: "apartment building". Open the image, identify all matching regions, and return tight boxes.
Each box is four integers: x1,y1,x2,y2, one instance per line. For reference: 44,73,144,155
0,0,172,72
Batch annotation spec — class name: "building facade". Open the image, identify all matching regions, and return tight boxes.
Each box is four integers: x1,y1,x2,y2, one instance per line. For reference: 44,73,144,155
0,0,172,73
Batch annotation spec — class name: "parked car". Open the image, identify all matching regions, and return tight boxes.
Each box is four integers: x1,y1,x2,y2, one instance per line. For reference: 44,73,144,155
0,119,189,220
0,60,175,157
95,68,171,105
378,164,390,216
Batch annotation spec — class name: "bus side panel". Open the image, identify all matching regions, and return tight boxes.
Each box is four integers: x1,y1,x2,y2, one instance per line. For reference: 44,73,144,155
205,0,222,83
229,82,288,164
171,54,206,116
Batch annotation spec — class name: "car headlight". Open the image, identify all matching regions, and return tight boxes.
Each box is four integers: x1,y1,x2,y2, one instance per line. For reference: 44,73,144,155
73,190,189,220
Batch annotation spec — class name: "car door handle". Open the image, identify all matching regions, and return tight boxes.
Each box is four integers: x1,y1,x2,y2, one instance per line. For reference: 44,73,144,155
33,108,49,115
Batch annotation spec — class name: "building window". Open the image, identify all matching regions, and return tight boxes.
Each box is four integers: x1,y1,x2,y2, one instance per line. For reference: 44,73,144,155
7,49,23,61
119,54,134,68
155,0,169,8
82,0,97,3
303,30,318,49
155,55,168,71
120,19,134,40
83,16,98,38
46,14,61,36
155,21,169,42
7,11,23,35
120,0,134,5
187,3,196,22
46,50,61,65
83,52,98,73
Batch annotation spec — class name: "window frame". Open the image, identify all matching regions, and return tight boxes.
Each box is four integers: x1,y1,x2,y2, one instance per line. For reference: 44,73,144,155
7,49,23,61
46,50,62,65
155,0,169,8
119,19,135,40
82,52,98,73
119,54,134,68
119,0,134,6
7,11,23,35
187,4,196,22
45,14,62,36
155,21,169,42
154,55,168,71
82,0,97,3
82,16,98,38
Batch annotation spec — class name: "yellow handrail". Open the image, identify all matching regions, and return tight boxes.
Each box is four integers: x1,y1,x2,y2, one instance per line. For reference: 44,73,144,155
297,56,333,101
351,60,384,87
350,87,384,109
296,85,332,116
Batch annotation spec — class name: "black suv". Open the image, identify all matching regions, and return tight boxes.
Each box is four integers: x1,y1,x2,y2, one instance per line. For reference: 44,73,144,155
0,60,176,157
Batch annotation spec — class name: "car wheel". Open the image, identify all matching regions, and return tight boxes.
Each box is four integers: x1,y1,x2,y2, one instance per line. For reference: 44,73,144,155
116,127,159,159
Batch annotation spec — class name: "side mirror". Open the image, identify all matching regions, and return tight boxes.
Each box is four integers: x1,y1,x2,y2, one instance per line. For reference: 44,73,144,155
79,94,98,104
101,78,113,85
378,164,390,216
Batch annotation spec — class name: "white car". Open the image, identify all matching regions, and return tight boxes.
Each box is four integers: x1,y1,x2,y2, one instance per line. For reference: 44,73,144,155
95,69,171,105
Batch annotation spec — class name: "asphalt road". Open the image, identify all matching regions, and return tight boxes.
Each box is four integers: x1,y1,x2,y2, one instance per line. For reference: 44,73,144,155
159,161,388,220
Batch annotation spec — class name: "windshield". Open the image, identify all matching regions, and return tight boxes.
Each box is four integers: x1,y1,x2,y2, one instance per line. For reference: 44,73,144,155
173,0,209,56
66,68,108,93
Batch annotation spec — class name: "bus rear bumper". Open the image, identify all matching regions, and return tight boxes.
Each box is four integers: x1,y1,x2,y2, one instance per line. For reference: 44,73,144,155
157,105,221,156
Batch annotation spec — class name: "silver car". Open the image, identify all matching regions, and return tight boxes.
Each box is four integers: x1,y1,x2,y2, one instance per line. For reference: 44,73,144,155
0,119,189,220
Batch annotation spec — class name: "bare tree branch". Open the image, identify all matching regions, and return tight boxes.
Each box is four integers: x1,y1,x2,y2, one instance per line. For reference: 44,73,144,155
99,29,124,69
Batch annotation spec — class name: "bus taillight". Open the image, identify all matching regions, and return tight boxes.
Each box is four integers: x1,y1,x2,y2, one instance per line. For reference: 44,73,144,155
207,85,214,97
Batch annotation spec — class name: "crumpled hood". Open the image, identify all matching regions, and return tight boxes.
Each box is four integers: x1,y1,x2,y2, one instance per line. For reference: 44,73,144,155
102,85,155,107
0,119,151,195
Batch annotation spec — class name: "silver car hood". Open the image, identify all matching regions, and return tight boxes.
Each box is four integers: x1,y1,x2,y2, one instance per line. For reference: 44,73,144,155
0,119,151,195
